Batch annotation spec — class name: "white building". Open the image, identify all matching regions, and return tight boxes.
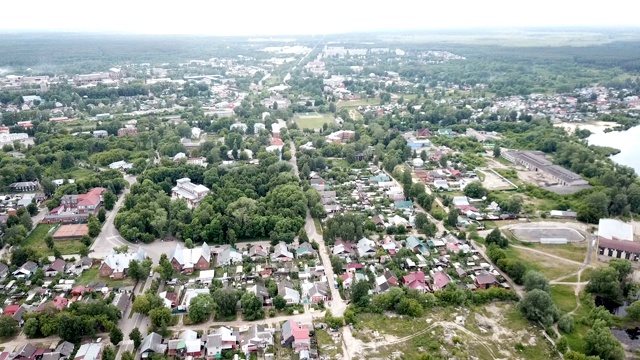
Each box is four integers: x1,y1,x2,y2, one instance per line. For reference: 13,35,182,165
171,178,210,208
598,219,634,241
191,127,202,139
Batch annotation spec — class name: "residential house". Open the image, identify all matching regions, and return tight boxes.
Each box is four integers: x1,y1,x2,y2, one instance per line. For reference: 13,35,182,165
278,282,301,304
241,325,273,354
140,332,167,359
475,272,500,290
206,326,238,357
55,342,75,360
111,292,130,317
296,242,317,258
248,283,271,305
70,285,88,297
405,236,428,255
303,282,330,303
74,343,102,360
13,261,38,279
4,304,26,325
332,239,356,259
171,178,210,209
375,269,398,293
11,344,36,360
215,247,242,266
281,320,310,353
340,273,353,289
169,242,211,273
248,245,269,261
357,237,377,258
271,242,294,262
0,262,8,278
44,259,66,277
108,160,133,171
168,330,202,357
432,271,451,291
60,187,105,214
402,271,429,292
99,248,147,279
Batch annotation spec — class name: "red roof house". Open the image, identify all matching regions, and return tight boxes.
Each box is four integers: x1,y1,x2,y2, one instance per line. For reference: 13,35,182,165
432,271,451,291
402,271,428,292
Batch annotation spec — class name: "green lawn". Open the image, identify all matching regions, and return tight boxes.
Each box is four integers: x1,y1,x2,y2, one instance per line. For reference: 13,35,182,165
336,99,377,109
23,224,56,248
294,114,333,129
315,330,340,359
23,223,87,257
76,266,135,287
550,285,577,313
314,219,323,235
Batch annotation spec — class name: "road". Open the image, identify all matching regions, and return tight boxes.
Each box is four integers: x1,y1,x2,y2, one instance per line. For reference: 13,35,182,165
90,174,176,263
116,276,156,360
289,141,346,317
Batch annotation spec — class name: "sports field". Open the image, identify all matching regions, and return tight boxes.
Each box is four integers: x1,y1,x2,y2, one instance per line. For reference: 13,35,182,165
294,113,333,129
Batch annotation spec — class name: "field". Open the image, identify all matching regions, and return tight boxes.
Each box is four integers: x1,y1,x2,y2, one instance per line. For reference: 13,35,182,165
504,246,581,280
352,303,558,359
478,169,518,191
510,227,584,243
336,99,377,109
293,113,333,129
22,223,87,257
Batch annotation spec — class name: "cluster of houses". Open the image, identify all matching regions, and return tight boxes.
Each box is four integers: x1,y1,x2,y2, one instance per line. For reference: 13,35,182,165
0,341,103,360
333,234,510,294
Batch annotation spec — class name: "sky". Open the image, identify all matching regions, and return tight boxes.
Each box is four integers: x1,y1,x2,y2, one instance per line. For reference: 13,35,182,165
1,0,638,36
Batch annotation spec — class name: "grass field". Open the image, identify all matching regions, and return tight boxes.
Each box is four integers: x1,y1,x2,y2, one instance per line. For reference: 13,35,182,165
504,246,581,280
294,113,333,129
23,224,56,248
76,266,135,287
316,330,341,359
23,223,87,257
336,99,377,109
550,285,577,313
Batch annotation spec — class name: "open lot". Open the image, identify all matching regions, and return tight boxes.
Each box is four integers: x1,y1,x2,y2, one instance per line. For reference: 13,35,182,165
294,113,333,129
504,246,582,280
23,223,87,257
510,226,584,243
478,169,518,190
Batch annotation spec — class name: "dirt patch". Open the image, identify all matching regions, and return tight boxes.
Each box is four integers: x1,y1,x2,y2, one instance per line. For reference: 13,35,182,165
479,169,517,190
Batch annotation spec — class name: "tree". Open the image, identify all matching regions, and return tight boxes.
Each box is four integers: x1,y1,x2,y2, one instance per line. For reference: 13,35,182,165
4,225,28,245
272,101,278,110
586,267,622,300
584,323,625,360
519,289,559,326
53,247,62,259
127,260,145,281
102,347,116,360
609,259,632,283
149,307,172,328
395,298,424,317
446,208,459,227
501,196,523,215
121,352,135,360
523,271,550,293
184,238,194,249
97,208,107,223
129,328,142,349
157,254,174,281
103,191,117,211
213,289,239,319
19,212,33,231
329,102,336,112
330,256,344,275
556,336,569,354
493,145,501,158
298,228,309,243
88,216,102,237
45,234,55,249
241,293,264,321
625,300,640,322
558,314,574,333
273,295,287,311
132,294,164,315
485,228,507,248
110,326,123,345
0,315,18,337
351,281,370,308
189,294,215,323
463,182,487,199
23,317,39,338
27,202,39,216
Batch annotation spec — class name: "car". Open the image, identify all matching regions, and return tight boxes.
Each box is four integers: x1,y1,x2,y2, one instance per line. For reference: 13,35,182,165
96,338,102,343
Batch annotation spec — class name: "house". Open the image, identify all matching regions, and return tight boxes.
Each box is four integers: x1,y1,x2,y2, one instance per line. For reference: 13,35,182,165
357,237,377,258
51,296,69,311
281,320,310,353
3,304,25,324
332,239,356,259
241,325,273,354
71,285,88,297
13,261,38,279
168,330,202,357
55,341,75,359
171,178,210,208
12,344,36,360
108,160,133,171
271,242,294,262
216,247,242,266
432,271,451,291
112,292,130,317
402,271,428,292
375,269,399,293
206,326,238,357
475,272,499,290
74,343,102,360
9,181,39,192
99,248,147,279
60,188,105,214
371,215,385,230
169,243,211,273
117,127,138,137
0,262,9,278
44,259,66,277
93,130,108,138
303,282,330,303
248,245,269,261
405,236,428,254
248,284,271,304
278,282,301,304
340,273,353,289
296,242,317,258
140,332,167,359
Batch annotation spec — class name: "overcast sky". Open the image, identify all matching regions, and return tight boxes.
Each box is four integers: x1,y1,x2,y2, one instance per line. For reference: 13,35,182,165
1,0,638,35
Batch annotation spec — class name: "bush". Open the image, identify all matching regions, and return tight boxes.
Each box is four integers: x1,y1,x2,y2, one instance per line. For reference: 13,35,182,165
558,314,574,333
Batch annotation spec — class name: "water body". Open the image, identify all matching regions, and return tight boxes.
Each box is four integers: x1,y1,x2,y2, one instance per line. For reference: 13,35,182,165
595,295,629,316
588,126,640,175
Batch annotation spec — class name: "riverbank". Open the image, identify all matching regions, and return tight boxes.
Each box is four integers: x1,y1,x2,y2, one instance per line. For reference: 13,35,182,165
553,121,616,135
588,124,640,175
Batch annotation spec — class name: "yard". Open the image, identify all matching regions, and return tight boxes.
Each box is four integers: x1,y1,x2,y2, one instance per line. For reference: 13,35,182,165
315,330,341,359
23,223,87,257
550,284,577,313
294,113,333,129
75,266,135,287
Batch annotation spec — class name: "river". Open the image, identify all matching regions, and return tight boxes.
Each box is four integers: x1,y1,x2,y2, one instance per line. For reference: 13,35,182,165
588,125,640,175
